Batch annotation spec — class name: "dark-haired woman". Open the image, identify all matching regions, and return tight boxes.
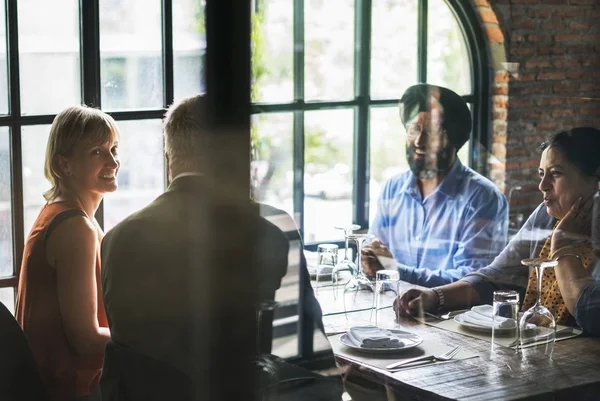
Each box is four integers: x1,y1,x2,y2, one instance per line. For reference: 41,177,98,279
396,127,600,336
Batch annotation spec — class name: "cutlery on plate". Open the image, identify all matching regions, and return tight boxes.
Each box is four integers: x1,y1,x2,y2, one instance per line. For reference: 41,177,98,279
385,345,461,369
424,309,469,320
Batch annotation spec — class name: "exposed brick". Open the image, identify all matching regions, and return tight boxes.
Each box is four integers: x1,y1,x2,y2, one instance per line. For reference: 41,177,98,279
570,0,596,4
527,34,541,42
511,33,526,43
582,59,600,67
494,86,509,95
493,111,508,121
566,70,586,80
522,110,544,119
521,85,547,95
555,34,580,42
512,20,536,29
517,73,536,82
539,46,566,55
554,8,585,18
593,71,600,79
542,20,564,30
552,58,581,68
511,98,535,108
528,8,553,17
506,161,519,170
581,83,600,91
473,0,491,6
535,121,560,131
537,97,563,106
537,71,565,81
570,21,593,30
480,10,499,24
485,27,505,42
495,72,510,83
553,83,579,93
511,47,537,56
525,59,552,69
521,158,541,169
551,109,575,118
567,45,595,54
580,107,600,116
495,98,509,109
566,97,588,105
524,135,547,144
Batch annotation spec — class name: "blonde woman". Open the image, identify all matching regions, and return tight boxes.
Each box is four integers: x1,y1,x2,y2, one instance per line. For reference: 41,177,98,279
16,106,120,401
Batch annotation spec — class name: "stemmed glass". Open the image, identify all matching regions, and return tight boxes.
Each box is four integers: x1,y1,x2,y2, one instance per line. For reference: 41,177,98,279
519,258,559,358
342,233,375,320
332,224,361,299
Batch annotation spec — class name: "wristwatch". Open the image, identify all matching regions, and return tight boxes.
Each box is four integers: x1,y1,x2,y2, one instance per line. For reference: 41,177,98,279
432,287,445,310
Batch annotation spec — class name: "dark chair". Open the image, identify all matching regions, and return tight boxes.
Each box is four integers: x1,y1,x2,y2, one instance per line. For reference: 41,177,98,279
0,301,48,401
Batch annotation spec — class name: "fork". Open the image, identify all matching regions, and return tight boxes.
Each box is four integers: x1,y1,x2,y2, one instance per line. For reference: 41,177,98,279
424,309,469,320
386,346,461,370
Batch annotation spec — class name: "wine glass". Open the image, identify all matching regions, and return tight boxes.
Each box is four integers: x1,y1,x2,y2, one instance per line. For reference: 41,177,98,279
519,258,559,358
332,224,361,299
342,233,375,320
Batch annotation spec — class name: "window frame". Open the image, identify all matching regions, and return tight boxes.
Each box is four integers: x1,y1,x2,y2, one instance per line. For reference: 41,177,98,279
251,0,490,248
0,0,176,290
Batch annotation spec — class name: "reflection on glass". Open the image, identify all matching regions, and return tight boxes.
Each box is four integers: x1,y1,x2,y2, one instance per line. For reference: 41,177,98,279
369,107,407,223
173,0,206,101
371,0,417,99
0,1,8,114
305,0,354,101
427,0,471,96
0,287,15,315
0,128,12,277
103,120,164,231
18,0,80,115
22,125,51,240
252,0,293,103
304,109,354,243
100,0,162,110
251,113,294,219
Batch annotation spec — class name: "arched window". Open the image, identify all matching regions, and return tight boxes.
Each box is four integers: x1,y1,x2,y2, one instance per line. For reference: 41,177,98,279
251,0,489,245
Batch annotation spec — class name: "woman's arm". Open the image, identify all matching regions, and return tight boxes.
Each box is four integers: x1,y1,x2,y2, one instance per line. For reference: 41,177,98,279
553,254,593,313
47,216,110,355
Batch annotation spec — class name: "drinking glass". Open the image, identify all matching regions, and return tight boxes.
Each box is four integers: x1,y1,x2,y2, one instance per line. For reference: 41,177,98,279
343,233,375,320
519,258,558,358
332,224,360,299
375,270,400,328
315,243,338,297
253,300,281,400
491,290,520,353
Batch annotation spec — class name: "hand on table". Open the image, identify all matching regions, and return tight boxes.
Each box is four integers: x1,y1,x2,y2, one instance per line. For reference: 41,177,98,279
360,239,391,278
393,288,438,316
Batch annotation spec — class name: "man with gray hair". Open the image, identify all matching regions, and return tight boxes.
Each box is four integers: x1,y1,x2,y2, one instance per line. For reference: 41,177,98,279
99,95,291,400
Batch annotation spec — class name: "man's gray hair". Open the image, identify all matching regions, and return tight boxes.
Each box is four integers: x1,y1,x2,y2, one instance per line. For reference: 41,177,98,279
163,94,210,173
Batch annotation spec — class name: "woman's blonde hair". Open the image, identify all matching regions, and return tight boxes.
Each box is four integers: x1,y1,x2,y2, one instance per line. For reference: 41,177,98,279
43,106,120,201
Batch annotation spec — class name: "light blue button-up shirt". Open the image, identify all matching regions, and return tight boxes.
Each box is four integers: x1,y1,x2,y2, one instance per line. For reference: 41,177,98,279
369,159,508,287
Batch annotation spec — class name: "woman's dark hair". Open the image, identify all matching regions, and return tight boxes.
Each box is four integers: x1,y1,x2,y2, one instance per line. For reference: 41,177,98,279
539,127,600,177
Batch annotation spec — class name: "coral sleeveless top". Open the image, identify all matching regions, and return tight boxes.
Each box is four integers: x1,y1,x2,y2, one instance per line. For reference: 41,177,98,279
15,201,108,401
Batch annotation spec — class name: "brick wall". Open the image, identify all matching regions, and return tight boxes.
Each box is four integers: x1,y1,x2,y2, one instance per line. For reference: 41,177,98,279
473,0,600,221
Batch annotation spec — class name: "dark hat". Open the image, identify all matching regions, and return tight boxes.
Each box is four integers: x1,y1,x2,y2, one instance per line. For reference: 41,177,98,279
399,84,472,151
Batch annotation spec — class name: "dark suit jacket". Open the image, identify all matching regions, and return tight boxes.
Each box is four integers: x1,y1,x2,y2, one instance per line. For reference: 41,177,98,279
100,176,289,398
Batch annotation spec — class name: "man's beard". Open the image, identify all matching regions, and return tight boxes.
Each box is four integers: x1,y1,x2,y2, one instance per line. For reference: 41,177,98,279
406,144,454,180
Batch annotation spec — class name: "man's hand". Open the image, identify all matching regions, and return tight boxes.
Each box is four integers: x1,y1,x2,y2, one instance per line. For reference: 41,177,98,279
360,239,391,277
393,288,438,316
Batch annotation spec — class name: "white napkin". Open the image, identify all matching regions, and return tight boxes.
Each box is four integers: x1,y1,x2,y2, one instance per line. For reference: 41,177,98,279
346,326,406,348
462,305,516,329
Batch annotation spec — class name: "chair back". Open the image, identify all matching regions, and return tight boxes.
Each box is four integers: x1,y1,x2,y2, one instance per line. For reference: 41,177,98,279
0,301,48,401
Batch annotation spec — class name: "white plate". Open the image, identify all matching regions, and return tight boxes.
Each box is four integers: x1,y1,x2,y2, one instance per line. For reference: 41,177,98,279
454,313,516,334
339,329,423,353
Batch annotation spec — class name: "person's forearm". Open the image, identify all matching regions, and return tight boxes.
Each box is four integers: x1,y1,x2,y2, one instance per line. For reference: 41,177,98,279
436,281,481,310
554,255,593,314
70,326,111,355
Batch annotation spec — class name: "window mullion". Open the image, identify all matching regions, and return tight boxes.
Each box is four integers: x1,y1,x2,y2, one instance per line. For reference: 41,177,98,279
353,0,372,230
161,0,174,109
417,0,427,82
80,0,104,228
6,0,24,281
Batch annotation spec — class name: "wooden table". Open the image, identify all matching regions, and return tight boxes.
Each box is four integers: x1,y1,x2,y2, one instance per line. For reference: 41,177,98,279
316,283,600,401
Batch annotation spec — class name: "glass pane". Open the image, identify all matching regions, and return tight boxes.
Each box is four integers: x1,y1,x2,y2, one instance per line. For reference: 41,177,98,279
0,128,12,277
304,0,354,101
369,107,407,223
18,0,80,115
252,0,293,103
0,1,8,114
100,0,163,110
251,113,294,218
173,0,206,101
427,0,471,95
22,125,51,240
371,0,418,100
304,109,354,243
0,287,15,315
103,120,164,231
